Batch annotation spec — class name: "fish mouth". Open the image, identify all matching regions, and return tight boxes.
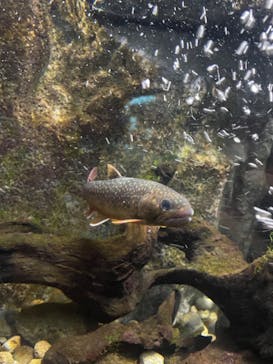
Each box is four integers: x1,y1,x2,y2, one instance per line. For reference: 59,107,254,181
157,207,194,227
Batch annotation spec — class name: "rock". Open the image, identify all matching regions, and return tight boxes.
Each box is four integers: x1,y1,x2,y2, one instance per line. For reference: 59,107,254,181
199,310,210,321
119,285,173,323
2,335,21,353
206,312,218,334
0,351,13,364
34,340,51,359
139,351,164,364
175,311,205,337
12,303,90,345
190,305,198,313
13,345,34,364
199,310,218,337
171,286,200,327
195,296,215,311
29,360,42,364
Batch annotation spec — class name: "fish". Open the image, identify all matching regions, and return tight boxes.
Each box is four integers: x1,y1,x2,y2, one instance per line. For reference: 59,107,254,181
83,164,194,227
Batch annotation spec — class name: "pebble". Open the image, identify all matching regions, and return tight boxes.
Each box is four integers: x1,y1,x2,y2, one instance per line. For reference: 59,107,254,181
0,335,51,364
206,311,218,333
200,325,216,342
13,345,34,364
0,351,13,364
34,340,51,359
139,351,164,364
199,309,210,320
195,295,215,310
2,335,21,353
176,311,205,336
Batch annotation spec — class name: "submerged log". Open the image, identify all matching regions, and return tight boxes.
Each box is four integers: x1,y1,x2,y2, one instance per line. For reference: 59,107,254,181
151,255,273,358
0,219,273,361
0,222,158,318
43,291,211,364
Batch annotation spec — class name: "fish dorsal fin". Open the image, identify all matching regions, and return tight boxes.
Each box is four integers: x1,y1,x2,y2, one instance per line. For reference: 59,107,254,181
87,167,98,182
107,164,122,179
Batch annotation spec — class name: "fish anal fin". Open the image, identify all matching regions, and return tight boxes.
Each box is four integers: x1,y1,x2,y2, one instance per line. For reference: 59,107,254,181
107,164,122,179
87,167,98,183
111,218,144,225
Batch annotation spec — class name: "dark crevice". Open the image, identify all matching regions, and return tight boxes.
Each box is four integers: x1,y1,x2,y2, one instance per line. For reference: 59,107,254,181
158,227,200,261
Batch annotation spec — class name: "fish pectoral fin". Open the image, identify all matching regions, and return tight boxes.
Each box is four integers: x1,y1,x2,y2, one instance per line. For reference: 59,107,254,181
107,164,122,179
88,211,110,227
111,218,144,224
89,218,110,227
89,217,110,227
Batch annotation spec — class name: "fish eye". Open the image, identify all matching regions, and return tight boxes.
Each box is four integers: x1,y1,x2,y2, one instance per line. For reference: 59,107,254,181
161,199,172,211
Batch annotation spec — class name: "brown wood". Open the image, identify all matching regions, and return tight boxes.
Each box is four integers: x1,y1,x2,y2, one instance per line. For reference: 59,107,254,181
1,219,273,362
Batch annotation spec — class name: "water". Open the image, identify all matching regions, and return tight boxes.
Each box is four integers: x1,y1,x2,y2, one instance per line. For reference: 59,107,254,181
1,1,273,363
90,0,273,259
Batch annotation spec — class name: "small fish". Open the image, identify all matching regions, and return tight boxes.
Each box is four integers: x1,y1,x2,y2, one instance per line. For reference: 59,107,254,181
83,164,194,227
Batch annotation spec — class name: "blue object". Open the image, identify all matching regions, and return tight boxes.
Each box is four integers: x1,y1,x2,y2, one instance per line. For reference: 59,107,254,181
125,95,156,108
129,116,138,130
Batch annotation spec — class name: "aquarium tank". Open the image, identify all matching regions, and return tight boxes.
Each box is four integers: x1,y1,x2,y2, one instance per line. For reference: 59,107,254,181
1,0,273,363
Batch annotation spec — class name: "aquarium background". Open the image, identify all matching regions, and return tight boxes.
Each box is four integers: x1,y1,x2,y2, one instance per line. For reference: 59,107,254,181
1,0,273,363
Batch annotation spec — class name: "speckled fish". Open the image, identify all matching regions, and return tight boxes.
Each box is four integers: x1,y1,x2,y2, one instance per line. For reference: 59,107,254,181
83,164,194,227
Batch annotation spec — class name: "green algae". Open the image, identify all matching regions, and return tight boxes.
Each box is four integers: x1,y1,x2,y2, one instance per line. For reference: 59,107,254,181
173,140,230,219
253,245,273,275
191,249,245,276
0,0,157,235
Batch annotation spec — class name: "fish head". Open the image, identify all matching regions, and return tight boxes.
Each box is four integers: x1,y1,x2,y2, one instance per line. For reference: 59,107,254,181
138,191,194,227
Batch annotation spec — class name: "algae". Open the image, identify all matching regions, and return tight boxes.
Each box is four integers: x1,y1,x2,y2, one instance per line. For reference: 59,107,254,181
0,0,156,234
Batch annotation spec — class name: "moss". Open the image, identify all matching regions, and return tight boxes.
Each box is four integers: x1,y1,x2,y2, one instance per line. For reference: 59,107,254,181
0,0,157,235
105,331,122,346
166,139,230,220
192,251,244,276
253,246,273,274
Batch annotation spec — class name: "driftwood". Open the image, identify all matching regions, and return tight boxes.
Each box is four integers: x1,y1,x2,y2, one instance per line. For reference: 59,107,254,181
0,219,273,362
0,222,158,319
43,291,211,364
